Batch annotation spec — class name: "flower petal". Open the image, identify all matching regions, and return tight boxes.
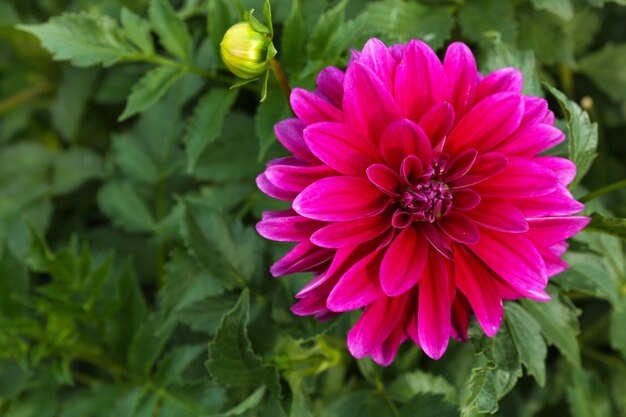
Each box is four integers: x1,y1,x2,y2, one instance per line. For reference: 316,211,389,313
304,122,382,176
450,152,508,188
270,240,333,276
315,66,345,108
256,173,297,201
275,118,319,164
418,102,455,147
293,176,388,221
380,119,432,171
452,189,481,211
437,212,480,244
470,230,548,298
526,217,590,246
535,156,576,186
311,215,390,248
290,88,343,124
265,163,337,193
380,227,428,296
327,250,384,311
444,42,478,120
394,40,449,122
418,252,452,359
445,92,524,155
359,38,396,91
367,164,401,196
344,61,402,144
512,186,584,216
454,246,503,337
473,157,559,198
465,198,529,233
475,68,523,102
257,215,323,241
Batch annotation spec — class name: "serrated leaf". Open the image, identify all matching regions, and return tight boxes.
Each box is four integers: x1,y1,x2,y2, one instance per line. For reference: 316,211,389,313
18,12,138,67
461,364,499,416
185,88,238,172
97,181,155,233
119,66,184,121
121,8,154,55
209,386,266,417
458,0,517,48
388,370,456,403
51,66,99,142
505,303,547,386
149,0,192,62
208,0,233,56
180,199,262,286
399,393,457,417
111,133,160,185
206,290,280,393
255,88,291,161
530,0,574,20
281,0,306,72
521,287,581,367
127,313,175,377
579,43,626,102
546,84,598,188
360,0,454,50
154,344,205,386
556,251,620,306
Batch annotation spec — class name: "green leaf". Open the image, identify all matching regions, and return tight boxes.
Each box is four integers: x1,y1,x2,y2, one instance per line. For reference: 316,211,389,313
566,367,614,417
154,344,205,386
119,66,184,121
530,0,574,20
360,0,454,50
323,390,391,417
609,299,626,361
263,0,273,38
18,12,138,67
97,181,156,233
206,289,280,393
505,303,547,386
461,363,498,417
517,7,574,65
208,0,233,57
555,251,620,306
209,386,266,417
51,149,103,195
579,43,626,102
281,0,306,72
149,0,192,62
0,245,28,318
127,313,175,377
185,88,239,172
388,370,456,403
51,66,99,142
545,84,599,188
399,393,457,417
111,133,160,185
521,287,581,367
180,199,262,286
255,87,291,161
458,0,517,48
568,11,602,55
307,0,348,61
121,8,154,55
483,38,542,97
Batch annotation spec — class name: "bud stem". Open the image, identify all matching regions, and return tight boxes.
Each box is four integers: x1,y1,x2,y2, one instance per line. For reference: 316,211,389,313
270,58,291,102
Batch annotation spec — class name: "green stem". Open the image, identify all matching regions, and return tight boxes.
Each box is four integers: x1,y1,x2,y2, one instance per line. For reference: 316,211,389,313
270,58,291,102
579,178,626,203
0,82,49,114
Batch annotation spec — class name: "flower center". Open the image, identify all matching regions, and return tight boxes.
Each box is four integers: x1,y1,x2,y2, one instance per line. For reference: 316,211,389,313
400,180,452,223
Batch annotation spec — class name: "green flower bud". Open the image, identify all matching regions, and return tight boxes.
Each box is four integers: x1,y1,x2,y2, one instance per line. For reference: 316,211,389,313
220,22,272,80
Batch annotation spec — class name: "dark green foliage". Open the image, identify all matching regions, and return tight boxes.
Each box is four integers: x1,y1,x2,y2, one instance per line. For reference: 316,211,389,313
1,0,625,416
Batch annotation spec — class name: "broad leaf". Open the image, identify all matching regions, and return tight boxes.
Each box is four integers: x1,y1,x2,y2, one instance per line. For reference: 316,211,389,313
505,303,547,386
119,66,184,121
148,0,192,62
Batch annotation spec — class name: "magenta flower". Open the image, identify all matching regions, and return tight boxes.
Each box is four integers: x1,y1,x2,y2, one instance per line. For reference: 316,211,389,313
256,39,589,365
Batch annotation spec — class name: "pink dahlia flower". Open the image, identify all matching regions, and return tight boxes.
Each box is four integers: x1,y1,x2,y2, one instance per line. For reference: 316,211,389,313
256,38,589,365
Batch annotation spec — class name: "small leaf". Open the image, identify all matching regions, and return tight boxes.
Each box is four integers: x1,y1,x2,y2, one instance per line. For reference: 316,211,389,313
458,0,517,48
18,12,138,67
149,0,193,62
121,7,154,55
281,0,306,72
307,0,348,61
521,287,581,367
530,0,574,20
185,88,239,172
546,84,599,188
127,313,175,377
51,149,104,195
579,43,626,103
208,0,232,57
119,66,184,121
206,289,280,393
505,303,547,386
97,181,156,233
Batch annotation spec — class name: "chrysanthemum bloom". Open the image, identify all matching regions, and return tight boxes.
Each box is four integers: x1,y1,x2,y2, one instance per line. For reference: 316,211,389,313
256,38,589,365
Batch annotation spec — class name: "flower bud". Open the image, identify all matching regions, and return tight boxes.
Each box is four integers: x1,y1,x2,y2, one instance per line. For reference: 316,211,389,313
220,22,272,79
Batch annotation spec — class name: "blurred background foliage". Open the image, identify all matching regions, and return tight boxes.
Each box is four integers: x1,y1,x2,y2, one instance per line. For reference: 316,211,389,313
0,0,625,416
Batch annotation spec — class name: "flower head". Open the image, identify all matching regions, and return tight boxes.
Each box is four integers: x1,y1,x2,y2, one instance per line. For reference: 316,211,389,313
256,38,589,365
220,22,272,79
